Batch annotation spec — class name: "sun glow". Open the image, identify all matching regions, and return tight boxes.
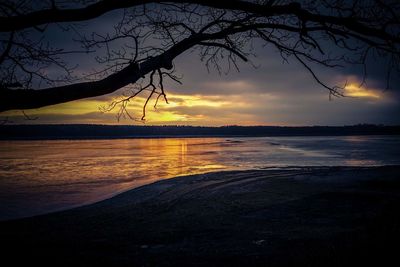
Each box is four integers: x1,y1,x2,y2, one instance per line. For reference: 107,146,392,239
1,91,237,124
165,93,228,108
344,83,381,99
1,99,107,116
146,110,191,122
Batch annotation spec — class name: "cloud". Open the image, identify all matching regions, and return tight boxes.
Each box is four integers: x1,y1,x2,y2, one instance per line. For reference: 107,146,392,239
3,80,398,126
3,35,399,126
344,84,381,99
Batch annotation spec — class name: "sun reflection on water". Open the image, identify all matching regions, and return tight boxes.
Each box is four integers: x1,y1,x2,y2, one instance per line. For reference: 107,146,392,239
1,136,399,220
0,138,231,220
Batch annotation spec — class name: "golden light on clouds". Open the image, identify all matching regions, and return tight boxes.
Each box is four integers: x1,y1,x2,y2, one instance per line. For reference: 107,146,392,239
0,85,281,125
164,93,232,108
1,99,107,116
145,110,191,122
1,92,237,124
171,95,226,107
2,76,395,126
143,93,236,123
344,83,381,99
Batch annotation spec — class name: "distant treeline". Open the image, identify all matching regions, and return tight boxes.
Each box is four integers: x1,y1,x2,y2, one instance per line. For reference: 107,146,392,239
0,124,399,140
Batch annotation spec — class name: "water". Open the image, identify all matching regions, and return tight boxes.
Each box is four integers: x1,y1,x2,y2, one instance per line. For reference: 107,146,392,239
0,135,399,220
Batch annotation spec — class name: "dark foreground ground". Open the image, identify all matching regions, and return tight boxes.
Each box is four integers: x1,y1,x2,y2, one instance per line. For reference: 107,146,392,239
2,166,400,266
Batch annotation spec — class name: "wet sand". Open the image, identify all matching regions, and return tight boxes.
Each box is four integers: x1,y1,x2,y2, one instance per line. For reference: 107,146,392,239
1,166,400,266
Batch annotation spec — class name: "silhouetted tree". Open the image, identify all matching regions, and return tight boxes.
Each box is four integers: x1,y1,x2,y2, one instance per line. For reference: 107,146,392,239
0,0,399,119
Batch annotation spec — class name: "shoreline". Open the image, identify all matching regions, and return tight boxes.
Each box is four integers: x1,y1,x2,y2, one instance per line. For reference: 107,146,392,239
1,124,399,141
1,133,400,141
1,165,397,222
2,165,400,266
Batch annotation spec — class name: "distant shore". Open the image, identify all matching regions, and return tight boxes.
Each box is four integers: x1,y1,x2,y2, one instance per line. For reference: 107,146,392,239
1,124,399,140
1,166,400,266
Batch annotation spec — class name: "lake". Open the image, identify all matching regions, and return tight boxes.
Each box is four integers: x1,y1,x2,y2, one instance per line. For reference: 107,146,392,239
1,135,399,220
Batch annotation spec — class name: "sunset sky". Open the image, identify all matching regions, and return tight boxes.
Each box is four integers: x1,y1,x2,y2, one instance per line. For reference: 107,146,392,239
1,9,399,126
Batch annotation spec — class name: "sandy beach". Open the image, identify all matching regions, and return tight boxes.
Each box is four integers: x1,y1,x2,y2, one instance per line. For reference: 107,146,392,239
1,166,400,266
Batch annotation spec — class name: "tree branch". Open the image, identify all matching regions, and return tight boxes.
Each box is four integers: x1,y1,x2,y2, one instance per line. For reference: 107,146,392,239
0,0,399,115
198,41,248,62
0,24,257,111
1,0,398,45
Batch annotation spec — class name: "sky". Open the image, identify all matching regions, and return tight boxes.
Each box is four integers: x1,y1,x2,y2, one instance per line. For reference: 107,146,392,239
1,5,400,126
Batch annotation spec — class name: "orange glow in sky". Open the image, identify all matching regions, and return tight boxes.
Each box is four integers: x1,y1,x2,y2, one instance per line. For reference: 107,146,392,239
344,83,381,99
0,77,397,125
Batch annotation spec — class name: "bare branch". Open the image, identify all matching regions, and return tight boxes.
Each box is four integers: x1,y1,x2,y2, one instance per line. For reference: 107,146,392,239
0,0,399,117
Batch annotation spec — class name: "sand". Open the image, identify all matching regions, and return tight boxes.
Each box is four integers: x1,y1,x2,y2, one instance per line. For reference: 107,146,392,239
1,166,400,266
